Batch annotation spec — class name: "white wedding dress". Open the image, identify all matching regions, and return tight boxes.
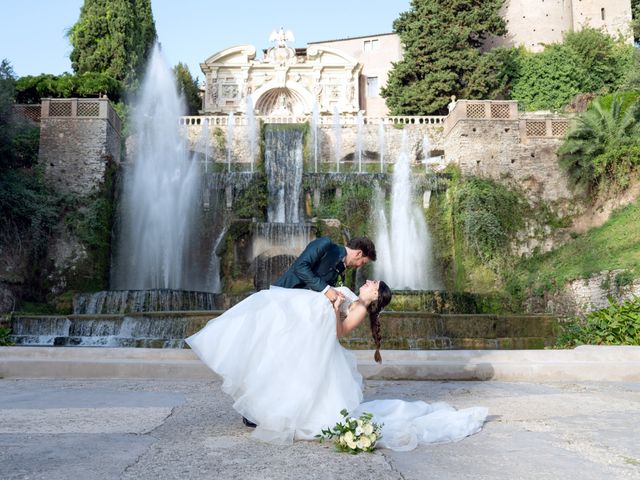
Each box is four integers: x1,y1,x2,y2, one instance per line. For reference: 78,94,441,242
186,286,488,450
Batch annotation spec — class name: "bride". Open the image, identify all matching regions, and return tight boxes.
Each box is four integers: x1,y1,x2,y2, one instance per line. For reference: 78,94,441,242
186,280,488,451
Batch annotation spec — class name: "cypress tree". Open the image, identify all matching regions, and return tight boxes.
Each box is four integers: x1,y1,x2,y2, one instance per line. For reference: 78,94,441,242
68,0,157,88
382,0,506,115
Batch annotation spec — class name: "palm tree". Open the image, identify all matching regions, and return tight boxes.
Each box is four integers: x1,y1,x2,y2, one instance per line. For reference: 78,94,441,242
558,96,640,193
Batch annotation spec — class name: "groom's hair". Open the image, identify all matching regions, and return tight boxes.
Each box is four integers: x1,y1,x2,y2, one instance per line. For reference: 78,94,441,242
347,237,376,261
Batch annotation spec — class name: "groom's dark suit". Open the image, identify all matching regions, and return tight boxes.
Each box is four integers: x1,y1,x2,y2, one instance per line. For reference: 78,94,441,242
273,237,346,291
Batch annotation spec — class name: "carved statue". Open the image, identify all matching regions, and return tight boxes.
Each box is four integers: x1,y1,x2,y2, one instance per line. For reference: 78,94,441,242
269,27,295,47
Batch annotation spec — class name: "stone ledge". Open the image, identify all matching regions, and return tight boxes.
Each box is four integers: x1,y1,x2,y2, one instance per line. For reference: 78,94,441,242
1,346,638,382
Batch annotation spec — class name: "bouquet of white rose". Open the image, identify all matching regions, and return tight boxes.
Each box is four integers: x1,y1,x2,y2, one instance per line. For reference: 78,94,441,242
317,409,383,454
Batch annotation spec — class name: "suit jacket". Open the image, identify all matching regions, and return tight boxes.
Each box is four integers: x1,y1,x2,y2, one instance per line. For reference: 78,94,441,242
273,237,346,292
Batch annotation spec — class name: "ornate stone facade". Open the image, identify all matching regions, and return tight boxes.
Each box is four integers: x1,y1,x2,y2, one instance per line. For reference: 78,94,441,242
200,30,361,116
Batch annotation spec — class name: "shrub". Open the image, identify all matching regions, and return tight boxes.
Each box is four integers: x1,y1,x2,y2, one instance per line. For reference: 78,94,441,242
556,296,640,347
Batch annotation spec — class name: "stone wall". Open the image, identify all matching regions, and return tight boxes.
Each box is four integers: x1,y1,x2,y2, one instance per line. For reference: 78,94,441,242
37,99,122,305
525,270,640,316
442,104,573,205
40,107,121,196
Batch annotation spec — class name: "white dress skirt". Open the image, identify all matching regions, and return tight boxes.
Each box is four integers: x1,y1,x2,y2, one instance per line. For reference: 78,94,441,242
186,286,488,450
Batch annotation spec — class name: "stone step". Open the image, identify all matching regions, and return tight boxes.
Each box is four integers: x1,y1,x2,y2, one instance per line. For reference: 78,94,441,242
1,346,638,382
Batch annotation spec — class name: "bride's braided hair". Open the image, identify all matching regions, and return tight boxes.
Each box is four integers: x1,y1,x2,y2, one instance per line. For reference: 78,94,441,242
366,281,392,364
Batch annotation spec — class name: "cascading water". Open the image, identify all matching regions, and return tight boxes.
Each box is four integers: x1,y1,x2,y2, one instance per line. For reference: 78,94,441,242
373,131,441,290
378,122,385,173
246,95,257,172
264,125,304,223
332,106,342,172
111,45,203,291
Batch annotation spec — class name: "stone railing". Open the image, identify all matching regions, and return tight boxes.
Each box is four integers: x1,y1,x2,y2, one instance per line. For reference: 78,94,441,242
443,100,571,139
13,104,42,123
179,114,446,127
443,100,518,135
41,98,121,133
520,115,572,139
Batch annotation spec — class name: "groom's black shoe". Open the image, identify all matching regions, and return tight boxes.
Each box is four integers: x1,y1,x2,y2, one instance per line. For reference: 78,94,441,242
242,417,257,428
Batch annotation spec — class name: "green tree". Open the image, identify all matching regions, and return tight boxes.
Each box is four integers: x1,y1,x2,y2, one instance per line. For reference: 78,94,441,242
0,59,17,169
68,0,156,87
558,96,640,194
15,72,122,104
382,0,506,115
511,29,634,111
173,63,201,115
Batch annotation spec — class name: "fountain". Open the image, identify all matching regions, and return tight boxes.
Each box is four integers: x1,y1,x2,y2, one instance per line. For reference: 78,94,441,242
378,122,385,173
111,44,205,292
373,131,441,290
332,106,341,172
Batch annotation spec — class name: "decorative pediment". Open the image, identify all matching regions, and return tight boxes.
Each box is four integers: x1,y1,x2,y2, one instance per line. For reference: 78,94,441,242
201,45,257,71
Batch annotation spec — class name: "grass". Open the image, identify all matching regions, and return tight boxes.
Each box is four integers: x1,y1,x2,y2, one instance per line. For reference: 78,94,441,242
509,199,640,296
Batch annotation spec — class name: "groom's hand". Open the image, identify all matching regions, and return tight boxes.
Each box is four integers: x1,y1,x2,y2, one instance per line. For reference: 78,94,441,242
325,287,344,304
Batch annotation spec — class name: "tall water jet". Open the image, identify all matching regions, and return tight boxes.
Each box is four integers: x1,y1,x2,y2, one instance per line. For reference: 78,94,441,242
226,112,234,172
311,102,320,173
378,122,385,173
422,134,431,171
246,95,257,172
111,45,202,290
373,131,441,290
356,111,364,173
332,106,342,173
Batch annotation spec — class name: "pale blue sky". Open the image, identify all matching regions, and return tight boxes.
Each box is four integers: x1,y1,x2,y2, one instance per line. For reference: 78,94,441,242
1,0,410,80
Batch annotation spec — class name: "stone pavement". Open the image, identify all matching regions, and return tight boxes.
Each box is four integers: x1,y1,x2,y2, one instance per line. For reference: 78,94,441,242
1,377,639,480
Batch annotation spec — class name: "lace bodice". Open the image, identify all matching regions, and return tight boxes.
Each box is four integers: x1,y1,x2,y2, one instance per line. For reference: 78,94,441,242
335,286,359,315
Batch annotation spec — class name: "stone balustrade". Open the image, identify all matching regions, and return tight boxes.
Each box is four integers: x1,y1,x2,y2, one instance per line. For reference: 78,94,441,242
179,114,446,126
520,115,571,139
443,99,571,139
41,98,121,133
12,104,42,123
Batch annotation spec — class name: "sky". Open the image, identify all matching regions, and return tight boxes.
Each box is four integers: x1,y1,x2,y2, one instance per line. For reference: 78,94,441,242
1,0,410,80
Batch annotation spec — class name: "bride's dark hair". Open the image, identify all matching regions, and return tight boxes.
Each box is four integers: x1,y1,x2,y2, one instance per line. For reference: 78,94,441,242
367,281,392,364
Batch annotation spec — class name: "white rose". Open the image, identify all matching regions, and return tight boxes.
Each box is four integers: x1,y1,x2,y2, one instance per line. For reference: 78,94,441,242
344,431,354,443
362,423,374,436
369,433,377,443
357,436,372,450
357,419,363,427
355,426,363,436
339,435,346,445
346,438,357,450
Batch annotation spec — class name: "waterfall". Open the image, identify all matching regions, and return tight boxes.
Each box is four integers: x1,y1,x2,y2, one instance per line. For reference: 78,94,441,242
111,44,202,291
373,131,441,290
264,125,304,223
378,122,385,173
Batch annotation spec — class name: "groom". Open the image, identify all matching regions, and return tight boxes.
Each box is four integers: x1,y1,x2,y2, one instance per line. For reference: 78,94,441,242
241,235,377,428
273,236,377,303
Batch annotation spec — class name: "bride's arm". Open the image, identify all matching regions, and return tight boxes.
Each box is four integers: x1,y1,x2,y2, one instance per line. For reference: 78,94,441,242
333,300,367,338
